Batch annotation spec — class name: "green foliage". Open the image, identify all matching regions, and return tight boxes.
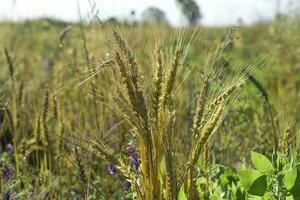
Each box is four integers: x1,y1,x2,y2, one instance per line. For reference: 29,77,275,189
283,167,297,190
247,175,267,196
178,186,188,200
238,152,300,199
251,151,275,174
239,169,263,191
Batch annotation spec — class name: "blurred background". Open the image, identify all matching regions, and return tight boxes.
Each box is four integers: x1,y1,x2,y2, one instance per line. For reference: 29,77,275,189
0,0,300,26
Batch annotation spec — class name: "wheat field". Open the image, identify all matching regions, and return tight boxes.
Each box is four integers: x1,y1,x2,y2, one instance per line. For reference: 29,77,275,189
0,17,300,199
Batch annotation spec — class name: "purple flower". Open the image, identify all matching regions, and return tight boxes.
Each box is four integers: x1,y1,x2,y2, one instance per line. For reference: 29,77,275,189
5,144,13,153
131,157,139,170
127,145,138,159
3,168,14,181
123,179,131,189
131,153,139,160
127,145,139,170
127,145,136,155
107,163,117,174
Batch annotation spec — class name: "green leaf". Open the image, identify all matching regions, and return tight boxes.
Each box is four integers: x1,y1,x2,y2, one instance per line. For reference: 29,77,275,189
236,187,245,200
251,151,275,174
196,176,207,194
286,196,294,200
263,192,276,200
211,194,222,200
281,164,292,175
246,194,263,200
284,167,298,190
248,175,267,196
178,185,187,200
238,169,262,190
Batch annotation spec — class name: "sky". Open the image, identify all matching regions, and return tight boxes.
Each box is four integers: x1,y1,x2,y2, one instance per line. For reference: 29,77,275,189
0,0,298,26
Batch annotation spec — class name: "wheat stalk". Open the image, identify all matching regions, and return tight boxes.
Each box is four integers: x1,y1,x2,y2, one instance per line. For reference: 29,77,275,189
75,147,88,199
152,46,164,123
161,49,183,110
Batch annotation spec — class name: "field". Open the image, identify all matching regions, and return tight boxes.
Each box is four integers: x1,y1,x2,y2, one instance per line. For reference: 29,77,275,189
0,17,300,199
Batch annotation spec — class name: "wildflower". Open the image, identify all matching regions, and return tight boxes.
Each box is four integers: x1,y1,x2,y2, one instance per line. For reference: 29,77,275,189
131,157,139,170
3,168,13,181
5,144,13,153
127,145,136,156
107,163,117,174
127,145,139,170
123,179,131,189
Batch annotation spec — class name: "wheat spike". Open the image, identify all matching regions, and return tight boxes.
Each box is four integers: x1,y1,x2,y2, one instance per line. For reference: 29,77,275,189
164,112,176,200
152,47,164,123
75,147,88,199
75,147,88,184
192,76,210,138
52,94,58,121
42,86,49,144
161,49,183,110
4,47,14,78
